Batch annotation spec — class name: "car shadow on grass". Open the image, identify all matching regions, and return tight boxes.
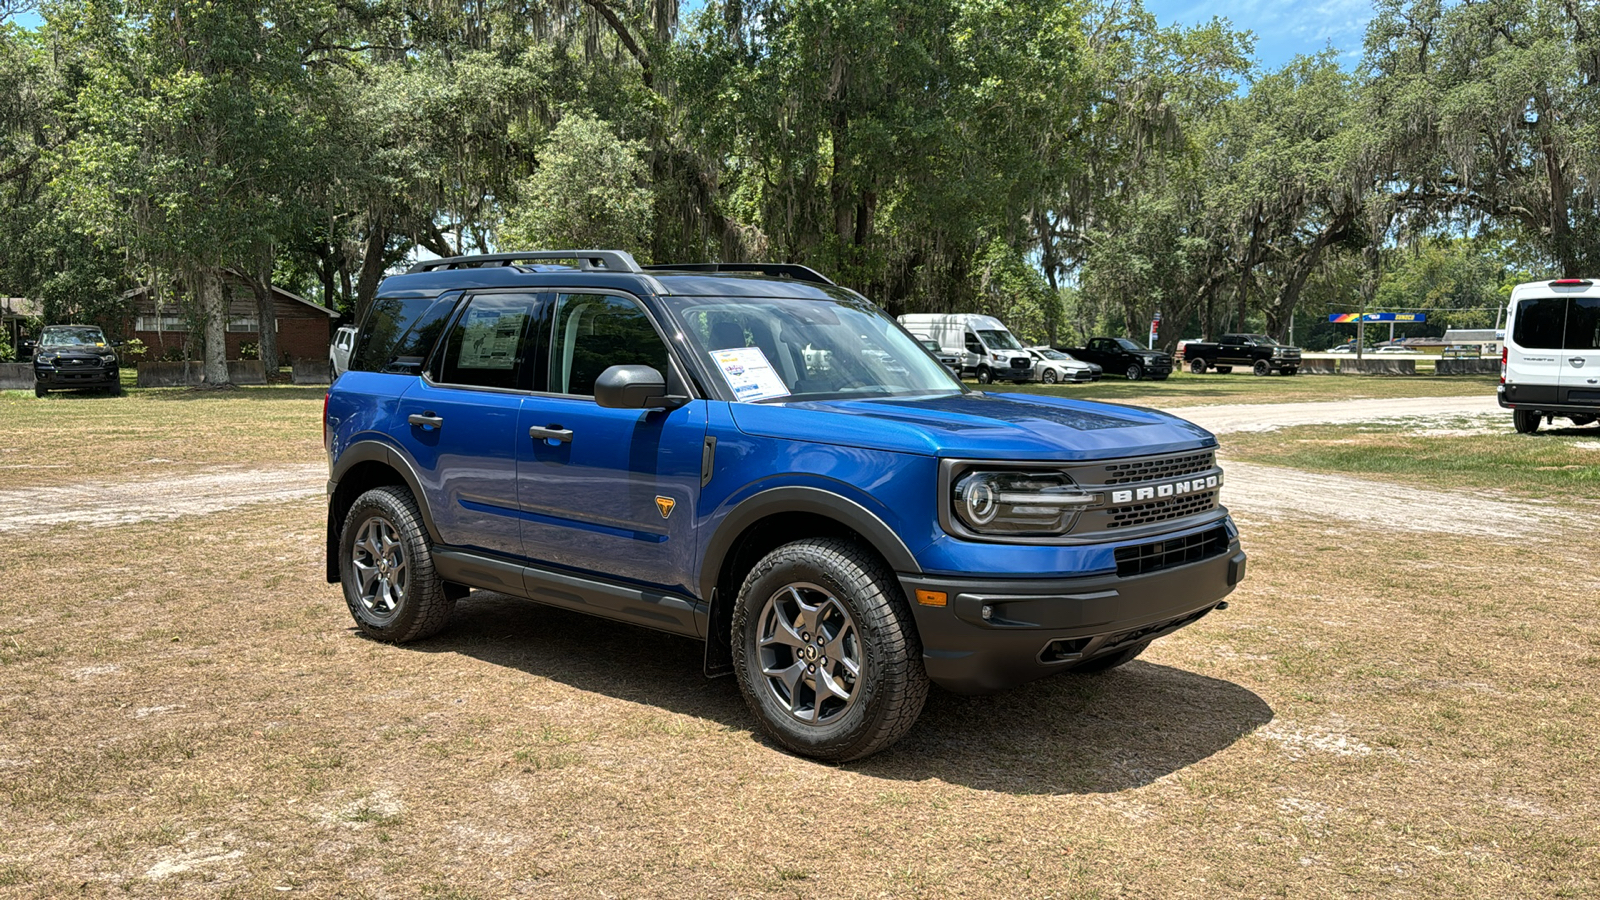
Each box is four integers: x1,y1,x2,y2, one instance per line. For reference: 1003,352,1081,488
415,590,1273,795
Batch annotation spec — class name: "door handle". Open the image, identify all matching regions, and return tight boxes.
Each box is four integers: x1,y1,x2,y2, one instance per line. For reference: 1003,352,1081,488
529,425,573,443
408,412,443,429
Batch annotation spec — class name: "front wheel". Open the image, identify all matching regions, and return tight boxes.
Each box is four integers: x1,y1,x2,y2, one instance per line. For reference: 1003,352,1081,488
732,538,928,762
1124,363,1143,381
1282,367,1298,376
33,383,46,398
1042,369,1058,384
976,366,993,384
1514,409,1541,434
1189,358,1207,374
339,485,455,642
1252,359,1271,376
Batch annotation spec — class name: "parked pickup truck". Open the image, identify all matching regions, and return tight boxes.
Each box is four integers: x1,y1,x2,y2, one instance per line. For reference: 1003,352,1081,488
1178,334,1302,376
1054,337,1172,381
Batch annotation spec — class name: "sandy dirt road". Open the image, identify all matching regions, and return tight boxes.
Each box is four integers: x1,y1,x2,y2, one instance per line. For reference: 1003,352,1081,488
1,394,1567,539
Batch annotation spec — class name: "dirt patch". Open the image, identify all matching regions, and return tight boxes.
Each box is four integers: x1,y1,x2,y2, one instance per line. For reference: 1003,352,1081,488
0,464,324,532
1176,395,1501,434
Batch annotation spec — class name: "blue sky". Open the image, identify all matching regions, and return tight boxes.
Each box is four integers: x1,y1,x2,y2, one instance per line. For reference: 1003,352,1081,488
9,1,1373,72
1143,0,1373,71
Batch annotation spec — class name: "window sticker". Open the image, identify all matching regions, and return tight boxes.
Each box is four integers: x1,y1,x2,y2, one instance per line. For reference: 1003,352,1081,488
711,346,791,402
458,312,524,369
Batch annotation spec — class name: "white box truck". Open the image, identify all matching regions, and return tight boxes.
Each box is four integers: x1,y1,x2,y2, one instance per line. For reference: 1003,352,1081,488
897,313,1033,383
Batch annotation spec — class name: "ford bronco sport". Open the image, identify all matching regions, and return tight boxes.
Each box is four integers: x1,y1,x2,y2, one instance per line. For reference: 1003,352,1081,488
324,251,1246,761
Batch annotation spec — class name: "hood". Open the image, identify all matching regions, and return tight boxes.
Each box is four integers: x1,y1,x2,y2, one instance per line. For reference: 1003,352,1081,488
727,391,1215,460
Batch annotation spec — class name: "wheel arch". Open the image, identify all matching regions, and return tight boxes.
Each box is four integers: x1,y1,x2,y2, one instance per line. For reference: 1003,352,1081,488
699,488,923,677
325,442,438,583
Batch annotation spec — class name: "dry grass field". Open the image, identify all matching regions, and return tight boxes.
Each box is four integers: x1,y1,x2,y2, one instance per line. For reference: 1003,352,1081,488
2,381,1595,898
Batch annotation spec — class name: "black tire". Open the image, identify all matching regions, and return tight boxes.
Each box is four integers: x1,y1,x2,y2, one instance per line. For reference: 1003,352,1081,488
1152,373,1169,381
1284,367,1298,376
1189,358,1206,374
1042,369,1058,384
107,381,122,396
1569,415,1596,427
1514,409,1541,434
976,366,993,384
1071,641,1150,674
338,485,454,642
1252,359,1271,376
1215,366,1232,374
33,383,46,398
1124,363,1142,381
732,537,928,762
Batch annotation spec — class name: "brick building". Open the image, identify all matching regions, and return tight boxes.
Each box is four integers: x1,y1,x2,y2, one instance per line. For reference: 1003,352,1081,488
127,272,338,363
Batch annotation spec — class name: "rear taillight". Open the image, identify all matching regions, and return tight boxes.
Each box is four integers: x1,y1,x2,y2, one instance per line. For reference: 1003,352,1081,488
1500,346,1507,384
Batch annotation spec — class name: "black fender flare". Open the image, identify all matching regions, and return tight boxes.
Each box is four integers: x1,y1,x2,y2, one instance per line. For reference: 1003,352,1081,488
697,486,923,602
326,441,440,582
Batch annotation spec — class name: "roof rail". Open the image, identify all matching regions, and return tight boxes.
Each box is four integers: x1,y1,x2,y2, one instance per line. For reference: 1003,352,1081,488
406,250,643,274
642,262,836,286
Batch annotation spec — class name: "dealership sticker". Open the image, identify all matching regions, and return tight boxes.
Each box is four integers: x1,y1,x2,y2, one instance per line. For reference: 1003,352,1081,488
711,346,790,402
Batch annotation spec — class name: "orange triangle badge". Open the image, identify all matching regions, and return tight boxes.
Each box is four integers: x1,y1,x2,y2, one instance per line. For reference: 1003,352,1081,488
655,496,676,519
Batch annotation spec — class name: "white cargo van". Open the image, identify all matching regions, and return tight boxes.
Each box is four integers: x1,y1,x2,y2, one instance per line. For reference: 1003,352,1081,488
897,313,1033,383
1499,278,1600,433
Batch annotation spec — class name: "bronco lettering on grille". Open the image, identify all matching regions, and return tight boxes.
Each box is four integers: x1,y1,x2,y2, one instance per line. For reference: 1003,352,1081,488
1108,474,1220,505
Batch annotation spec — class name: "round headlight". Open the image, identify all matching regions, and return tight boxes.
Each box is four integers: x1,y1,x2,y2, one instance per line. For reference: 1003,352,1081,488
952,470,1092,536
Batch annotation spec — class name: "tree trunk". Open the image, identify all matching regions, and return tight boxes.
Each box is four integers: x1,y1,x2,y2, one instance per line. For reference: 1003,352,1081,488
250,245,279,372
354,220,390,324
195,266,230,385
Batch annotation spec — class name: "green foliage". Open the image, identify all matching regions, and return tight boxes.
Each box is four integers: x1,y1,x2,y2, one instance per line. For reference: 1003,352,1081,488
500,112,654,257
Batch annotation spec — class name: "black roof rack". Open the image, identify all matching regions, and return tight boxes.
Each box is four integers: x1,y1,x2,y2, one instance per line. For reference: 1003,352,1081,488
642,262,835,286
406,250,643,274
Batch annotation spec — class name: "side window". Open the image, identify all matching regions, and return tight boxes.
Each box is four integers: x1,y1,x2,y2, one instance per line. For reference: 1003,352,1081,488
965,333,983,353
434,293,538,389
1565,298,1600,351
1514,298,1566,350
548,293,669,397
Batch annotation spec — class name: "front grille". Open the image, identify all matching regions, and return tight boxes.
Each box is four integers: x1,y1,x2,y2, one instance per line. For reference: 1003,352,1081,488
1100,451,1215,486
1009,357,1030,369
1114,526,1230,577
1106,491,1218,528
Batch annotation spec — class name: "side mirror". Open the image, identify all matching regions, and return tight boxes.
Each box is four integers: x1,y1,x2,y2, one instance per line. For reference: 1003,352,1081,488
594,365,686,410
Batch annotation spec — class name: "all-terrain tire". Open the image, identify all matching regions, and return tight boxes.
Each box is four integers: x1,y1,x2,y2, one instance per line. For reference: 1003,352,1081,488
338,485,455,642
1514,409,1541,434
1071,641,1151,674
1189,358,1206,374
732,537,929,762
1253,359,1271,376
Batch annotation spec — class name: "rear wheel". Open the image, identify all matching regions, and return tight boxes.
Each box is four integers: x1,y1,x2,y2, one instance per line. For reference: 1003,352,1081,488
1124,363,1143,381
1072,641,1150,674
339,485,455,642
1569,415,1596,427
1252,359,1271,376
1514,409,1541,434
1189,358,1207,374
732,538,928,762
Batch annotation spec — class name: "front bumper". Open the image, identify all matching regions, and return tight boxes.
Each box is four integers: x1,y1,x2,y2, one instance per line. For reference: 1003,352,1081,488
34,364,119,388
899,538,1245,694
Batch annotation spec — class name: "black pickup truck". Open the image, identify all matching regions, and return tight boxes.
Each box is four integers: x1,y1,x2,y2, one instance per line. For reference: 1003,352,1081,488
1178,334,1302,376
1054,337,1172,381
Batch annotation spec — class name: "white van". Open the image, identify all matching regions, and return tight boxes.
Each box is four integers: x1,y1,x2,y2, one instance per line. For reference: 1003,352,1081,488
1499,278,1600,433
897,313,1033,383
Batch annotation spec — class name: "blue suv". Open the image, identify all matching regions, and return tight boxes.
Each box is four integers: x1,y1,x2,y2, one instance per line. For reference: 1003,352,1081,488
324,251,1246,761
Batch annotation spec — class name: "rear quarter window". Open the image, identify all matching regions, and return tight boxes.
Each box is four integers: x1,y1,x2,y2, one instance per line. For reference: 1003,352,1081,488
351,296,457,374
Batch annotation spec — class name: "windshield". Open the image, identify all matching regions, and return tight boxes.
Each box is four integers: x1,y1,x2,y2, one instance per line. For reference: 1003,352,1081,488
1115,338,1147,351
977,329,1023,351
662,293,963,402
40,327,108,348
1036,348,1071,361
